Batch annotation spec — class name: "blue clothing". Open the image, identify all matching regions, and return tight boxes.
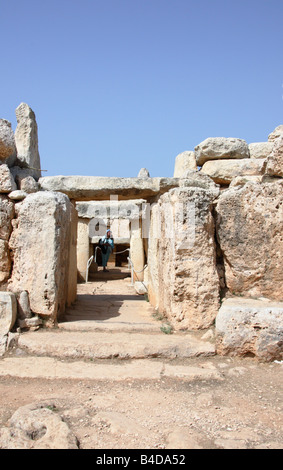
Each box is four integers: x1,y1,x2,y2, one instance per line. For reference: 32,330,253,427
100,236,114,267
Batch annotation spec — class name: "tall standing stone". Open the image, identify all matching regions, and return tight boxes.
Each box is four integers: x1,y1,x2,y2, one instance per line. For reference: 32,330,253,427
8,191,74,324
148,185,220,329
216,181,283,300
14,103,41,181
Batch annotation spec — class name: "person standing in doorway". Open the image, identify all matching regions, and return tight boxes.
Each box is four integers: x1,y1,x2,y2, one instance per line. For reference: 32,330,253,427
99,229,114,272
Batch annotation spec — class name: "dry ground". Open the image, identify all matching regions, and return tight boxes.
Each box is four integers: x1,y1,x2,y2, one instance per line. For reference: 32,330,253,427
0,267,282,450
0,354,282,450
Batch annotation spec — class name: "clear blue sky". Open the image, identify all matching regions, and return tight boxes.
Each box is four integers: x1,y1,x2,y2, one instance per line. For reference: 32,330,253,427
1,0,283,177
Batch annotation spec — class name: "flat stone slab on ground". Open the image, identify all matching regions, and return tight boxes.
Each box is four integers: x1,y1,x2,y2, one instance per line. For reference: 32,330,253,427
0,356,222,382
16,330,215,359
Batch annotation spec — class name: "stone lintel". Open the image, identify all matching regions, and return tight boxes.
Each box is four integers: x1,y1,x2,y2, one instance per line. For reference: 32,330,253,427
39,176,182,201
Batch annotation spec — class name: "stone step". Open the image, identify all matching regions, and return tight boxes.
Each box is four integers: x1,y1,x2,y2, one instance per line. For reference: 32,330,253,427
16,329,215,360
58,319,162,333
0,355,223,382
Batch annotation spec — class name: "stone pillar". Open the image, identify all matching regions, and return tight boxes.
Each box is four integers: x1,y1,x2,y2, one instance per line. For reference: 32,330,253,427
147,185,220,330
66,202,78,306
8,191,72,325
77,218,90,282
14,103,41,180
130,221,144,282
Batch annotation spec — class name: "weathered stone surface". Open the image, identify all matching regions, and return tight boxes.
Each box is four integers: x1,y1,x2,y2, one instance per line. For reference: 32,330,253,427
39,176,184,201
134,281,147,295
215,298,283,362
0,402,78,449
148,187,220,330
264,135,283,177
8,190,27,201
216,181,283,300
8,192,73,323
174,151,197,177
76,199,146,220
0,239,11,283
248,142,273,159
195,137,250,166
14,103,41,181
130,225,145,282
179,170,220,197
200,158,265,185
268,124,283,142
18,175,39,193
0,195,14,240
138,168,150,178
229,175,263,187
0,119,17,165
0,164,17,193
18,316,43,329
17,291,32,319
66,202,77,308
0,291,17,335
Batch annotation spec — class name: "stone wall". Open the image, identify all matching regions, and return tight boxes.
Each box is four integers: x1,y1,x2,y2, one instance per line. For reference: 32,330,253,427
1,103,282,361
0,104,77,345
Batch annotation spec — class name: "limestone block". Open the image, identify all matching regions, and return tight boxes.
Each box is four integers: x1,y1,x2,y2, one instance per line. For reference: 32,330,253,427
8,191,72,323
248,142,273,159
8,190,27,201
268,124,283,142
229,175,263,187
0,164,17,193
0,119,17,165
0,291,17,335
0,195,14,240
149,187,220,330
179,170,220,197
0,239,11,283
264,135,283,177
130,225,145,282
77,218,91,281
215,298,283,362
216,181,283,300
200,158,265,185
147,203,161,309
38,176,184,201
17,291,32,319
14,103,41,181
19,176,39,193
66,202,77,307
173,151,197,177
195,137,250,166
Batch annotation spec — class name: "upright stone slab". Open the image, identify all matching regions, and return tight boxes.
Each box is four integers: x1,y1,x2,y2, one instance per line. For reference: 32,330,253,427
77,218,91,282
0,292,17,335
174,151,197,177
148,185,220,329
8,191,72,324
130,224,145,282
14,103,41,181
216,181,283,300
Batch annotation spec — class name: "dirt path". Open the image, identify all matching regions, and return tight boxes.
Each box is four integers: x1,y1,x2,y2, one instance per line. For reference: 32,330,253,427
0,268,282,450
